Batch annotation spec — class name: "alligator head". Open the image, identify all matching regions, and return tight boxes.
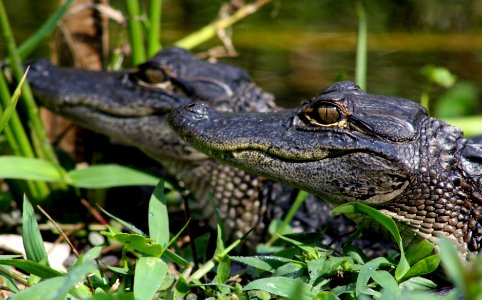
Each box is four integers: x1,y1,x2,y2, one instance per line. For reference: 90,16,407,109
170,81,482,258
27,47,275,163
27,47,284,244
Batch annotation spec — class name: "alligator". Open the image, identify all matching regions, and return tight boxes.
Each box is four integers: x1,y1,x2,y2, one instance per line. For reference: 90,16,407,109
170,81,482,259
27,47,340,247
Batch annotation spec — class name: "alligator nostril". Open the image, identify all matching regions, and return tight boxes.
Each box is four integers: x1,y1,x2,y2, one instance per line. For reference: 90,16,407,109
185,103,208,120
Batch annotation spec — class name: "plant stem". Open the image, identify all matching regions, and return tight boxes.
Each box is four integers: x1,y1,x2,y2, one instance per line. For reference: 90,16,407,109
175,0,272,50
125,0,146,65
266,190,309,246
355,0,367,90
148,0,162,56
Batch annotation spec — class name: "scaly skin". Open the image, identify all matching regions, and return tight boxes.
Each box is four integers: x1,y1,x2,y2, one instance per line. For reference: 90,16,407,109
170,81,482,259
28,47,338,246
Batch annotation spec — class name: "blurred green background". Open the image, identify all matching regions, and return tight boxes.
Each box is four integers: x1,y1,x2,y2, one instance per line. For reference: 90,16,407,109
3,0,482,115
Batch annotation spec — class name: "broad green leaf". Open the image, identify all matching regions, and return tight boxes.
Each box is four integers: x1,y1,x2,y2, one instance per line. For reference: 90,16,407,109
398,276,438,291
244,277,319,300
50,263,96,300
356,257,391,297
0,259,62,278
0,68,25,133
13,277,66,300
102,228,163,257
217,255,231,283
308,257,326,285
405,240,434,266
371,270,401,298
13,262,95,300
333,202,410,280
134,257,168,300
148,180,169,247
67,164,160,188
401,254,440,281
274,262,305,278
22,195,48,264
0,156,62,181
231,256,292,273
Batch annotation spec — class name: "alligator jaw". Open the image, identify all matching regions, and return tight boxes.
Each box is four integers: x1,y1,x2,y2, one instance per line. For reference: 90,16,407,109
169,102,410,206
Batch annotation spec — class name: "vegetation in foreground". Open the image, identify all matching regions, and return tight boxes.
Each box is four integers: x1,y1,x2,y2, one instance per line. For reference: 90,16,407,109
0,1,482,299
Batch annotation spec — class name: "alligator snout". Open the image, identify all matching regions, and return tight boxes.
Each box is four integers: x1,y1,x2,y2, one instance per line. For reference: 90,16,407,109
185,103,210,120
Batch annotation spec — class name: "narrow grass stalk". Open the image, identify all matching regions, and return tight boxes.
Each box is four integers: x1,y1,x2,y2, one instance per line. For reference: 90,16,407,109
266,190,309,246
125,0,146,65
0,71,47,199
0,1,59,165
147,0,162,56
175,0,272,50
355,0,367,90
18,0,73,60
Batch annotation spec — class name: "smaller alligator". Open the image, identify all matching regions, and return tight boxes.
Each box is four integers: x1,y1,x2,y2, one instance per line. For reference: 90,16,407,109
170,81,482,259
28,48,338,247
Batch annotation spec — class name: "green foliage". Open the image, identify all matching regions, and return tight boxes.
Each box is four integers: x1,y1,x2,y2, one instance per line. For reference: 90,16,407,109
1,1,481,299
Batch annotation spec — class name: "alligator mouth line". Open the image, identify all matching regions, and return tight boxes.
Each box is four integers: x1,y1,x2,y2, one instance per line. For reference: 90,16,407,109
60,104,171,119
211,147,385,164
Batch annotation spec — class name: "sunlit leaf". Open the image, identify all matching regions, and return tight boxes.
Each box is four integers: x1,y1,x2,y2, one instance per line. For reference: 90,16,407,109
22,195,48,264
134,257,168,300
0,156,62,182
148,180,169,247
67,164,160,188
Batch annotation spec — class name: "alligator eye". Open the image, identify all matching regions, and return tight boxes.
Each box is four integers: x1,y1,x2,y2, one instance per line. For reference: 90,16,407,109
302,103,341,126
139,67,168,84
315,105,340,124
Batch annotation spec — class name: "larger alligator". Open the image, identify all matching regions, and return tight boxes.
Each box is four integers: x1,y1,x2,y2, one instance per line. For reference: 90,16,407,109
27,47,339,247
170,81,482,259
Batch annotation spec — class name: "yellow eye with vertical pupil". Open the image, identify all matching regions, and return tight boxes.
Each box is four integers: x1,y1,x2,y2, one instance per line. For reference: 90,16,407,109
315,104,340,124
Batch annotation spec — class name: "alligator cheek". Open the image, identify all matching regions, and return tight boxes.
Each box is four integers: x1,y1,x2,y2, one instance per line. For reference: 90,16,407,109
231,150,409,206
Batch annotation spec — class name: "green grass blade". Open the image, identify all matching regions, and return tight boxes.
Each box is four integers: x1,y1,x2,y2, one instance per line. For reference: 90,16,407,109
125,0,146,65
134,257,168,300
148,180,169,247
0,259,63,278
98,208,145,236
67,164,160,188
22,195,49,264
0,68,27,133
371,270,401,298
18,0,73,59
0,156,63,182
266,190,308,246
0,0,60,170
148,0,162,56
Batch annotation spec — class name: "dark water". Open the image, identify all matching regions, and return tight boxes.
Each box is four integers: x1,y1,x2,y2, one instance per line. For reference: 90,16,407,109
3,0,482,112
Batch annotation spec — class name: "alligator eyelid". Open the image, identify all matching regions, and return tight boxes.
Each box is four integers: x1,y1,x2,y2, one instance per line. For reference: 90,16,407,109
188,77,234,98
